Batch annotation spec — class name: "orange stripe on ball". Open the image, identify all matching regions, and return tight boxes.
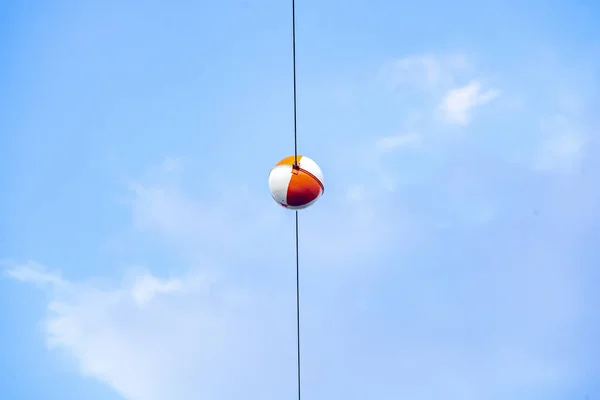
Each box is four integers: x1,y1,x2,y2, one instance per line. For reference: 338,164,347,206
286,168,322,207
276,155,303,167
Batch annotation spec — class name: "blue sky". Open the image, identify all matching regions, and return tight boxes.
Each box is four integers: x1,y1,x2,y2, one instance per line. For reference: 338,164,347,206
1,0,600,399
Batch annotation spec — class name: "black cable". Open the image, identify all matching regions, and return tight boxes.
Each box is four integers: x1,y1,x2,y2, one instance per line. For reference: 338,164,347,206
291,2,301,399
295,210,301,400
292,0,298,165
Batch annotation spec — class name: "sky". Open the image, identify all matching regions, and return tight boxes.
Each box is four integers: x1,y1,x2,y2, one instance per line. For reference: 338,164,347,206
1,0,600,399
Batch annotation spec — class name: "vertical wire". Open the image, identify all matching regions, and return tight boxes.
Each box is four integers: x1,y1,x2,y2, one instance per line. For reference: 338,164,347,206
295,210,301,400
292,0,298,165
291,2,301,399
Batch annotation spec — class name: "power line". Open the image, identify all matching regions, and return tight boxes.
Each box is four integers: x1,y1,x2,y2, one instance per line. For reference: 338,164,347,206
291,1,301,400
295,211,301,400
292,0,298,165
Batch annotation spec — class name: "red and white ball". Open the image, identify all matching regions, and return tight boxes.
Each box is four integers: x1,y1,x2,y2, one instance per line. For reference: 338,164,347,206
268,155,324,210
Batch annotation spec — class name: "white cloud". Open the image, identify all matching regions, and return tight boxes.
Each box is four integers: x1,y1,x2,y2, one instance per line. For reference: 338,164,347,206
375,133,420,152
130,275,183,306
379,54,499,129
7,262,289,400
437,81,500,125
4,260,68,288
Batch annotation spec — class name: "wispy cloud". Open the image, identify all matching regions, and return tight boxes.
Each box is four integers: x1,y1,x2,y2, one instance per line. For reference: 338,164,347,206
437,81,500,125
379,54,500,127
5,261,284,400
4,261,68,288
131,274,187,306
